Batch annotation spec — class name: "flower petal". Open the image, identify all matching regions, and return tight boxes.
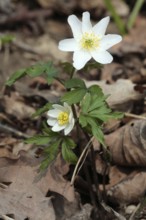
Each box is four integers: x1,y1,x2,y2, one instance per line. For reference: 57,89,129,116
58,39,79,51
91,50,113,64
47,118,57,126
82,11,92,33
52,104,66,112
73,50,91,70
47,109,61,118
52,123,66,132
68,15,82,40
64,118,75,135
64,102,71,113
100,34,122,50
92,16,110,37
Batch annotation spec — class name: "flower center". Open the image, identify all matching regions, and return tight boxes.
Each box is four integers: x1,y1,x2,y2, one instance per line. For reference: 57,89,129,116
58,112,69,125
80,32,100,51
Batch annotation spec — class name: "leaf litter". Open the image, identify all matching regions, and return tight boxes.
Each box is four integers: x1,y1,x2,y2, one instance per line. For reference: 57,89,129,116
0,1,146,219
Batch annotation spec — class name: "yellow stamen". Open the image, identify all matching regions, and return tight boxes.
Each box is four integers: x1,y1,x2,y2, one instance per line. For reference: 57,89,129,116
80,32,100,51
58,112,69,125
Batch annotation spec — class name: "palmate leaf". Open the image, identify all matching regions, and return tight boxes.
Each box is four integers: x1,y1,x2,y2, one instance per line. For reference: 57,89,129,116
63,137,76,149
32,103,52,117
40,140,61,170
25,135,52,145
61,141,78,164
5,69,26,86
61,88,86,105
6,61,58,86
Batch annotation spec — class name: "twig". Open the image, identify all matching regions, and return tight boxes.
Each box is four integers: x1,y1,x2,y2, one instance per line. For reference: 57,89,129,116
129,203,141,220
125,112,146,120
71,136,94,185
0,122,30,138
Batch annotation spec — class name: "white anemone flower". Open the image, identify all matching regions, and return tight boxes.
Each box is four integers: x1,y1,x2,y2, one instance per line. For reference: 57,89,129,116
58,11,122,70
47,102,75,135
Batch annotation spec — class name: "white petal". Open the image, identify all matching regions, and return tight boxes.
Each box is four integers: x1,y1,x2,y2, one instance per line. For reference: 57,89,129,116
52,123,66,132
64,102,71,113
92,16,110,37
73,50,92,70
52,104,66,112
82,11,92,33
47,109,61,118
91,50,113,64
58,39,79,51
68,15,82,40
100,34,122,50
47,118,57,126
64,118,75,135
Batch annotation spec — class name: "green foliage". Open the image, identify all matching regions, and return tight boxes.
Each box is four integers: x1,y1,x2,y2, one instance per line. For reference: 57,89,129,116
61,62,75,75
61,138,77,164
32,103,52,117
40,140,61,170
0,34,14,45
64,78,86,89
6,61,58,86
25,135,52,145
79,85,123,144
61,88,87,105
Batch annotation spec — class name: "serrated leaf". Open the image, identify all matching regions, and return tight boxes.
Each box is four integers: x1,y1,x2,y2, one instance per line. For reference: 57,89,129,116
27,64,46,77
61,62,75,75
40,140,60,170
81,93,91,113
86,117,105,146
79,114,88,127
45,61,58,78
63,137,76,149
32,103,52,117
88,84,104,96
6,69,26,86
88,95,108,112
61,88,86,105
65,78,86,89
62,142,78,164
25,135,51,145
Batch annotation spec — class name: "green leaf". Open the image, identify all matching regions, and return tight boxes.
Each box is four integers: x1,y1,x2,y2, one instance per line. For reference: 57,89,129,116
81,93,91,114
61,88,86,105
62,141,78,164
61,62,75,75
26,64,45,77
5,69,26,86
79,114,88,128
64,78,86,89
32,103,52,117
25,135,51,145
86,117,105,146
40,140,60,170
0,34,14,44
44,61,58,78
63,137,76,149
88,84,104,96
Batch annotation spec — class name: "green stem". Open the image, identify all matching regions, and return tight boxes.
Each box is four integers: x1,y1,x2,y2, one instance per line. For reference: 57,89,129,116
104,0,126,35
127,0,144,31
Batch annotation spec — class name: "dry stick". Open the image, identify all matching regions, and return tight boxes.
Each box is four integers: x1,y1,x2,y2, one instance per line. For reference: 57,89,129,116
125,112,146,120
71,136,94,185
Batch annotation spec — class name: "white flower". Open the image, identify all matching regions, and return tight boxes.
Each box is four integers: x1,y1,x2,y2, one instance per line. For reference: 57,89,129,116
58,11,122,70
47,102,75,135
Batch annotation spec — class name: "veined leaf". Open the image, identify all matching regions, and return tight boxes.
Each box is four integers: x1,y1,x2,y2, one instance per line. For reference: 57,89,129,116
25,135,51,145
79,114,88,127
40,140,60,170
81,93,91,113
65,78,86,89
32,103,52,117
6,69,26,86
88,84,104,97
61,88,86,105
63,137,76,149
62,141,78,164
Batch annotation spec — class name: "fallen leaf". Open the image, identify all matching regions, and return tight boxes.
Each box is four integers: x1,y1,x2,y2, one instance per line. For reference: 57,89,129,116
105,120,146,167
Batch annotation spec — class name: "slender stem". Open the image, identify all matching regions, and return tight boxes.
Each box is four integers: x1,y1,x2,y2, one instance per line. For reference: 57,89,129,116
127,0,144,31
125,112,146,120
104,0,126,35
